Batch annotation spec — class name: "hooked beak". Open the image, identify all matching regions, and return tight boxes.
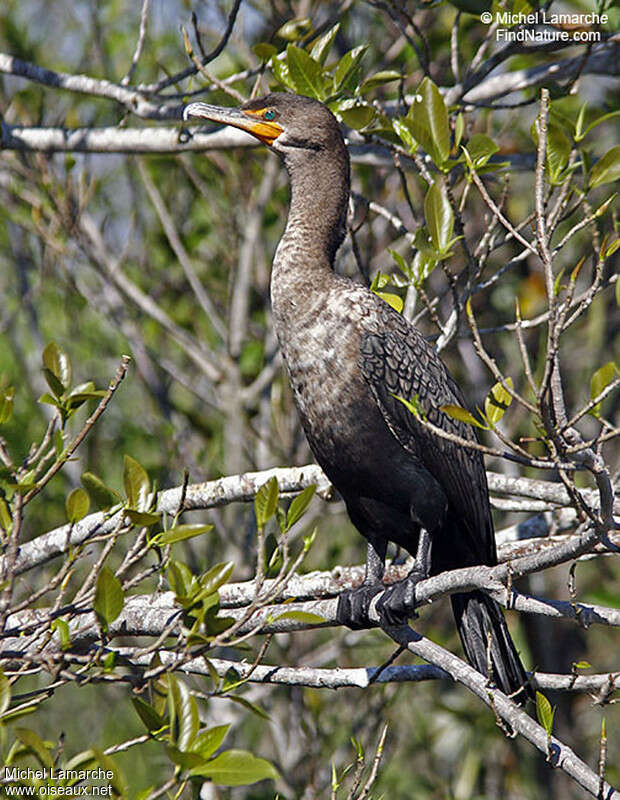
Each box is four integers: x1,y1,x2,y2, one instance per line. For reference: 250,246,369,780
183,102,283,146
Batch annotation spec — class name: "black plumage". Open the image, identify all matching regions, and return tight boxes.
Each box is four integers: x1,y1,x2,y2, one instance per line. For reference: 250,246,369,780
184,93,531,703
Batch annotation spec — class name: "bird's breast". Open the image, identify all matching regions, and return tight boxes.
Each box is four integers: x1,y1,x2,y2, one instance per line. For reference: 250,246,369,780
271,280,402,487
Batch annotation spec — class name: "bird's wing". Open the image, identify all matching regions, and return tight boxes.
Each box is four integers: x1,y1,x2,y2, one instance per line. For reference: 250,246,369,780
360,303,496,565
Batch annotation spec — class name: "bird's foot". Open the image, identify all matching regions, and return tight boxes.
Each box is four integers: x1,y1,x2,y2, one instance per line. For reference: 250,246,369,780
336,583,383,630
375,567,425,626
375,529,432,626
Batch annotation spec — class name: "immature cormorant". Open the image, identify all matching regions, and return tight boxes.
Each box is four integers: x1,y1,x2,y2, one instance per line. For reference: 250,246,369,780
184,93,531,703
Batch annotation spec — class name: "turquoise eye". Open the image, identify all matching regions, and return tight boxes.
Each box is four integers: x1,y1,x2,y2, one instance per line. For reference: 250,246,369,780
264,109,276,121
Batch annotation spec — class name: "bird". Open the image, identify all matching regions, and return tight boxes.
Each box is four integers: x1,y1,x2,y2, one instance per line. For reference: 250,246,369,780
183,92,531,704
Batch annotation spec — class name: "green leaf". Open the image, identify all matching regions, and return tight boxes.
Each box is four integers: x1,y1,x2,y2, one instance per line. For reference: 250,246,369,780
8,476,37,493
361,70,401,92
43,368,66,400
424,181,454,254
574,101,587,140
254,477,279,530
202,561,234,596
67,380,95,396
168,560,194,598
252,43,277,62
125,509,162,526
174,681,200,751
594,194,617,220
103,651,117,671
275,610,326,624
192,724,230,759
333,45,368,94
335,99,375,130
93,566,124,629
0,670,10,715
536,691,555,736
221,666,241,692
51,618,71,650
546,123,571,183
370,272,390,291
454,113,464,150
377,291,403,312
576,108,620,142
572,660,592,670
0,497,10,535
227,694,270,720
286,485,316,530
271,55,294,89
286,45,326,100
82,472,120,508
462,133,499,168
0,702,37,723
440,404,487,429
123,454,150,510
604,236,620,259
570,256,585,283
589,361,618,417
309,23,340,65
276,17,312,42
166,745,205,770
42,341,71,394
65,383,106,410
156,523,213,545
484,378,513,425
392,117,417,153
0,386,14,424
389,249,409,277
189,749,279,785
66,487,90,523
407,77,450,168
412,249,437,287
303,527,317,553
393,393,423,418
15,728,54,769
38,391,61,408
132,697,167,733
589,146,620,189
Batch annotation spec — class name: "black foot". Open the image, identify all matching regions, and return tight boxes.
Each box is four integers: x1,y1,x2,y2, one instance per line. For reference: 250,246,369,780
375,568,425,626
336,583,383,629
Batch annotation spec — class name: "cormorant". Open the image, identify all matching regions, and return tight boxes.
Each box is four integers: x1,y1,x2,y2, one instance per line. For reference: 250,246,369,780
184,93,531,704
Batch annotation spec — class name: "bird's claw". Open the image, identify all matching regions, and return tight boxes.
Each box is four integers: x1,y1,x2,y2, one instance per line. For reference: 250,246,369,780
375,569,424,626
336,583,383,629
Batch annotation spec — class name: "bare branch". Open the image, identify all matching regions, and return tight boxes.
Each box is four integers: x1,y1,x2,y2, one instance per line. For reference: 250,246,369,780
121,0,151,86
444,37,620,105
0,52,179,119
136,157,226,339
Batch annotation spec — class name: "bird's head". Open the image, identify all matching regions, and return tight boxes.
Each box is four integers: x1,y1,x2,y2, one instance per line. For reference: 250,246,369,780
184,92,350,258
183,92,345,158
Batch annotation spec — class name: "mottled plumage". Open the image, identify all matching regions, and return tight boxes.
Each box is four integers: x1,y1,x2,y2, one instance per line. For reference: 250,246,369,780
184,92,531,703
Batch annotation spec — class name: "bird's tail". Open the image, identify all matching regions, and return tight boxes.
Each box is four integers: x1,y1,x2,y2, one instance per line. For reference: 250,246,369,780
451,590,532,705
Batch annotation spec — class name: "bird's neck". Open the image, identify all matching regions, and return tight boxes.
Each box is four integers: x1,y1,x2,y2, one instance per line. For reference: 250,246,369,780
271,147,350,318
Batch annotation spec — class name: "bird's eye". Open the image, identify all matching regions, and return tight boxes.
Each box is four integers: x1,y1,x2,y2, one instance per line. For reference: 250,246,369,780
264,109,276,121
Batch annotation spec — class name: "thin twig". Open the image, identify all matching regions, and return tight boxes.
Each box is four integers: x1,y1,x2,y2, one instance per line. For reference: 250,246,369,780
121,0,151,86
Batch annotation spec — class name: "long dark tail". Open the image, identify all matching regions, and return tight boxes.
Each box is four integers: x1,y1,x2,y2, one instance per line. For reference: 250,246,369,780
451,590,532,705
